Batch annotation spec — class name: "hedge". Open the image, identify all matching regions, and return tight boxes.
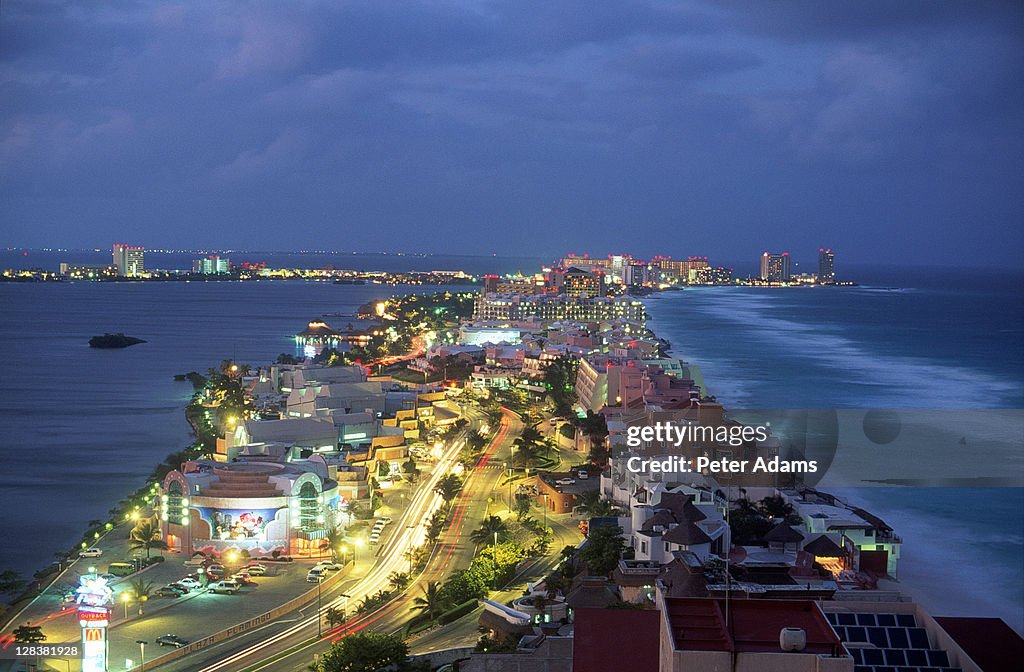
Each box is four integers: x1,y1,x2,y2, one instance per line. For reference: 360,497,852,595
438,599,479,625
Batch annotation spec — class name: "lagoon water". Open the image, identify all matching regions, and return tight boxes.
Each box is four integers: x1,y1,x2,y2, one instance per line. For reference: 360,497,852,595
0,260,1020,631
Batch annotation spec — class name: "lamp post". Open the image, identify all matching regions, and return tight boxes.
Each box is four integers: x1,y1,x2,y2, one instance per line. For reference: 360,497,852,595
316,574,323,637
122,592,132,620
542,493,549,531
136,640,148,672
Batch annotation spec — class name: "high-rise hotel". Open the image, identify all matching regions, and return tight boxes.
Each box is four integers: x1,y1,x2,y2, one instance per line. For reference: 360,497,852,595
759,251,791,282
818,247,835,284
112,243,145,277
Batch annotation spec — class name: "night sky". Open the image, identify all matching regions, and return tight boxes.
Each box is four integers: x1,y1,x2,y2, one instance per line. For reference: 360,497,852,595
2,1,1022,266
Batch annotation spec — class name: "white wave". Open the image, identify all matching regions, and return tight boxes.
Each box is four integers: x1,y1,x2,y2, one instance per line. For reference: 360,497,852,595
654,291,1020,408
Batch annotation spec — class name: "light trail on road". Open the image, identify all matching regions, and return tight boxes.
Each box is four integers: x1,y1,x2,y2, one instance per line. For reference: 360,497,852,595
196,409,506,672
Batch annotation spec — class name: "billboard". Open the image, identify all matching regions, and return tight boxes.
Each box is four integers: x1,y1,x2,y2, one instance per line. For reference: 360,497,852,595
197,507,279,540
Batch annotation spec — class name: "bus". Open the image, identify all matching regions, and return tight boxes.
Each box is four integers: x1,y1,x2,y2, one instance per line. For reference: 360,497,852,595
108,562,135,577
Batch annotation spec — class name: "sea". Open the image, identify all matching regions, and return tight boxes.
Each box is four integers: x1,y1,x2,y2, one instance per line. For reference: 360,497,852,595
0,253,1021,631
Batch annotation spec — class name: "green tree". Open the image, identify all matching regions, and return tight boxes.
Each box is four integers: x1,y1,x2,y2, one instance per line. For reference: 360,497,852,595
470,515,508,546
388,572,410,591
11,625,45,644
426,511,446,542
129,521,168,560
0,570,25,596
126,578,156,615
324,606,347,628
433,474,463,504
312,632,410,672
513,495,532,522
580,525,625,576
411,581,446,622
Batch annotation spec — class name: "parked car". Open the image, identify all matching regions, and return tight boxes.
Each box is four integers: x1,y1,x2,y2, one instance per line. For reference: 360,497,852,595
184,556,207,567
207,580,240,594
577,470,589,480
207,563,225,574
306,569,325,583
155,587,185,598
97,573,118,583
231,572,255,585
245,565,267,576
156,634,190,648
177,577,202,589
79,548,102,558
555,478,576,486
161,584,188,596
378,516,393,525
313,561,341,572
369,533,381,544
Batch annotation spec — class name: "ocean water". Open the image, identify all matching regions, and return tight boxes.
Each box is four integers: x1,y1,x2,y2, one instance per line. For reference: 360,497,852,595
644,267,1024,632
0,281,437,580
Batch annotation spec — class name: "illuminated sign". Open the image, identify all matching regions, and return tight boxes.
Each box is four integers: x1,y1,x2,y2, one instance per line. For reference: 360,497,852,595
76,575,113,608
78,605,110,628
198,507,278,540
82,626,106,672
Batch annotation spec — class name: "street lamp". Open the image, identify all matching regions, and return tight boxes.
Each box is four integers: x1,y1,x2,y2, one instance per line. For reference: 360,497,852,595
542,493,549,531
122,592,132,620
136,640,148,672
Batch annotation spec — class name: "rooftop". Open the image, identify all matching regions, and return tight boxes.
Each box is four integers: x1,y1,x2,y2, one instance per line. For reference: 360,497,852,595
664,597,843,655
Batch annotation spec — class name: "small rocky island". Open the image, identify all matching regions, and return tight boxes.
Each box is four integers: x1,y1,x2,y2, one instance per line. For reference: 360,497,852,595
89,333,147,349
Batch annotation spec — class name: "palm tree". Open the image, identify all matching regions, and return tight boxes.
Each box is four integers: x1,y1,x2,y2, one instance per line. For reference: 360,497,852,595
128,521,168,560
412,581,446,622
324,606,347,628
127,578,155,615
388,572,410,591
434,474,463,504
470,515,508,546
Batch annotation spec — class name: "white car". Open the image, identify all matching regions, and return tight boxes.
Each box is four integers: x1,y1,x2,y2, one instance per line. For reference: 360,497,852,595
555,478,576,486
178,577,202,589
378,516,393,525
79,548,103,558
208,580,240,594
314,561,341,572
245,565,267,576
306,570,325,583
577,470,590,480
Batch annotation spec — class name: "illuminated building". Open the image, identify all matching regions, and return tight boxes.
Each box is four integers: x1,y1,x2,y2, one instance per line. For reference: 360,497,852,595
818,248,835,284
688,266,733,285
564,267,603,297
193,255,230,274
655,256,709,284
159,459,346,559
472,293,646,325
294,320,341,358
112,243,145,277
59,263,117,279
759,251,791,282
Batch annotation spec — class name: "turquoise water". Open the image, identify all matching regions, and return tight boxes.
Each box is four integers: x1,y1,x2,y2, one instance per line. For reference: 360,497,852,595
644,269,1024,632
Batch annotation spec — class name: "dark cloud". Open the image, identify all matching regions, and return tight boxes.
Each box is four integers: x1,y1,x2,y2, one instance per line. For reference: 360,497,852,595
1,0,1021,267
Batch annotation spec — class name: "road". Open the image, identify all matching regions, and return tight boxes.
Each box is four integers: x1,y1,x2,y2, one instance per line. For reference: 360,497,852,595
146,406,508,672
233,409,524,672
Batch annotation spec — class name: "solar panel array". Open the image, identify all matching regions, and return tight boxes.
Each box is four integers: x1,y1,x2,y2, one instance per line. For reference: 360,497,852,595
824,611,961,672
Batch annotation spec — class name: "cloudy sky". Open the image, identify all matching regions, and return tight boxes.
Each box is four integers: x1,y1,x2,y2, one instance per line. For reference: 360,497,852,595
2,1,1022,266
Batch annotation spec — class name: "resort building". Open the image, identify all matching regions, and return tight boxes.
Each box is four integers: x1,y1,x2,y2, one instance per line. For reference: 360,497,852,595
112,243,145,277
159,458,346,559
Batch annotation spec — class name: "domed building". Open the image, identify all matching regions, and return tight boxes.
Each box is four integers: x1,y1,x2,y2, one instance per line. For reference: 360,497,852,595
159,458,343,559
